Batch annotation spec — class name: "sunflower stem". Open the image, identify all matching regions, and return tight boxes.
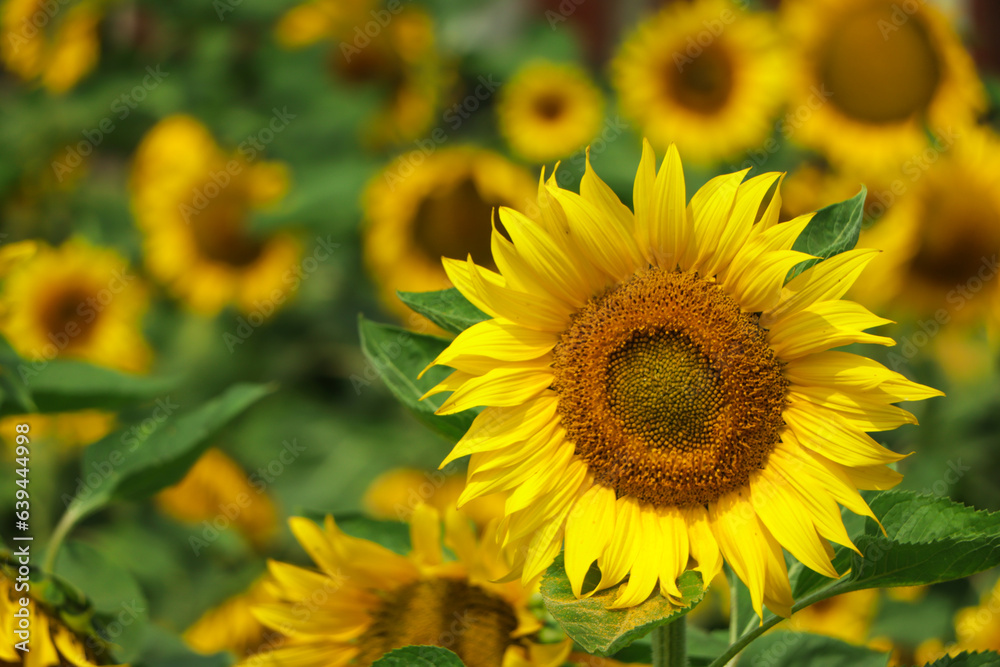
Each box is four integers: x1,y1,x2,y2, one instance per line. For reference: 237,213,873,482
651,615,687,667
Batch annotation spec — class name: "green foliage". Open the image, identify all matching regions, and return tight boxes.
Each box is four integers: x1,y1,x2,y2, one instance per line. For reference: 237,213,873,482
788,187,867,280
737,633,890,667
397,289,489,336
924,652,1000,667
358,316,476,442
540,554,706,656
62,383,273,528
1,359,180,416
371,646,466,666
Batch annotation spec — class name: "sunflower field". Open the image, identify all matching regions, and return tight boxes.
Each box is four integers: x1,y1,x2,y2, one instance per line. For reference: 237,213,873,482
2,0,1000,665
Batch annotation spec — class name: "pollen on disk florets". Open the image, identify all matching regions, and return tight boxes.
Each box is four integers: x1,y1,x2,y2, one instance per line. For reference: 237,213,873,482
551,268,788,508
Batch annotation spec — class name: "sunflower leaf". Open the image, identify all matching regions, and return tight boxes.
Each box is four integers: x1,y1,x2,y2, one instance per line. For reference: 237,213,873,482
61,383,274,529
371,646,466,666
924,652,1000,667
787,186,867,281
0,358,180,416
736,632,890,667
358,316,477,443
540,555,706,656
397,288,489,335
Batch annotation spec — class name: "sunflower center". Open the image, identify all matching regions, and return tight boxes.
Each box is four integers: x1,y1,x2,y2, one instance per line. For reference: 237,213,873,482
355,578,520,667
412,177,503,270
533,92,567,121
819,4,941,124
908,182,1000,290
665,41,734,114
552,268,788,508
188,182,264,267
39,285,99,350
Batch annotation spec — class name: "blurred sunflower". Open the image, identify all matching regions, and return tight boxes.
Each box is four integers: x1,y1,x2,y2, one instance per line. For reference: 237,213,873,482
185,577,278,659
853,130,1000,335
913,576,1000,663
156,448,278,551
239,505,571,667
0,238,150,372
130,115,302,316
0,572,123,666
781,589,879,644
362,467,505,527
422,141,940,616
363,147,535,321
0,0,100,93
611,0,785,164
782,0,985,177
497,61,604,163
275,0,448,147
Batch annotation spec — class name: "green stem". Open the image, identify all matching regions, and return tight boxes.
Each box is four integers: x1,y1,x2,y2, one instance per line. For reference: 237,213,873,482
41,508,78,573
651,615,687,667
706,583,859,667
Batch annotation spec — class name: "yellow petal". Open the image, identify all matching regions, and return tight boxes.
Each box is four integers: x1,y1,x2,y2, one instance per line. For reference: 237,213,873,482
632,138,658,264
784,351,943,401
768,301,895,359
546,186,643,281
429,319,557,374
707,172,783,277
685,169,749,273
611,506,662,608
441,394,559,466
434,362,554,415
764,249,881,324
410,503,443,566
649,143,688,269
657,506,690,600
684,506,721,585
595,496,642,592
564,483,617,597
783,400,907,467
710,490,768,620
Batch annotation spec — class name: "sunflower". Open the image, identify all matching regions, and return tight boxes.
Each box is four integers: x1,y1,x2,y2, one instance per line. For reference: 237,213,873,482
0,238,151,373
497,61,605,164
0,572,124,666
852,130,1000,337
611,0,785,164
780,589,879,644
238,504,571,667
130,115,302,316
782,0,985,178
184,577,279,659
275,1,448,147
363,147,536,321
421,141,940,617
362,467,505,527
156,448,278,550
0,0,100,93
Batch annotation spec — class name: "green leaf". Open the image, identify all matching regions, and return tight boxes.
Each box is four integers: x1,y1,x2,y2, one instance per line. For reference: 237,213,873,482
737,633,889,667
371,646,465,666
397,289,489,336
540,554,706,656
0,359,179,416
358,316,476,443
63,383,273,525
844,491,1000,590
788,186,867,280
923,652,1000,667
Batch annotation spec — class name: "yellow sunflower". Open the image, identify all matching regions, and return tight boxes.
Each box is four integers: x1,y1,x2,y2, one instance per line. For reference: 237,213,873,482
363,147,536,321
0,0,100,93
238,504,571,667
497,61,605,164
782,0,985,178
130,115,302,316
421,141,940,617
853,130,1000,338
276,1,448,147
611,0,785,164
0,572,125,666
780,589,879,644
362,466,506,527
185,577,279,659
156,448,278,551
